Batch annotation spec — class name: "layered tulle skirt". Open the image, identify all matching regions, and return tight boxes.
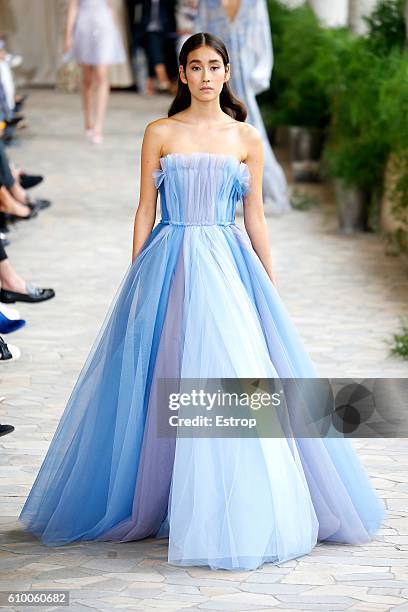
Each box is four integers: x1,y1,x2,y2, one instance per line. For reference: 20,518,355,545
19,221,386,570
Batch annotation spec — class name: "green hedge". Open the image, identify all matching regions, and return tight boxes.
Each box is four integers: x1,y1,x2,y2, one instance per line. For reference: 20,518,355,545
261,0,408,214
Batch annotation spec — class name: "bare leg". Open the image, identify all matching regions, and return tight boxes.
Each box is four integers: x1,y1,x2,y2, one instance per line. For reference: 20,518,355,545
80,64,94,131
0,186,31,218
0,258,26,293
154,63,170,90
8,181,30,205
146,76,155,96
93,64,110,137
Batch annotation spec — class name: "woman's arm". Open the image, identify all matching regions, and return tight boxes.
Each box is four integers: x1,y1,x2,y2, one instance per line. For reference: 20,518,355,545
64,0,79,52
132,122,162,263
242,125,276,286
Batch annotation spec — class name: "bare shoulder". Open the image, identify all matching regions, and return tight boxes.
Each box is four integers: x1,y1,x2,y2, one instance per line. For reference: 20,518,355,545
144,116,187,153
143,117,178,157
238,122,263,158
144,117,174,139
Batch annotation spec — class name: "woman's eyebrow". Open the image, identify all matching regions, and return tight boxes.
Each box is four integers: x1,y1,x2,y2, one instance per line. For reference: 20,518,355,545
188,59,222,65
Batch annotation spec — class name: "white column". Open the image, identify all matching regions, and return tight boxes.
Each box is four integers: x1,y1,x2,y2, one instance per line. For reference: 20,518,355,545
308,0,349,27
348,0,381,34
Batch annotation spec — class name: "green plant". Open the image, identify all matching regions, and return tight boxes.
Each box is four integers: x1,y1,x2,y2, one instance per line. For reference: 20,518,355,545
323,37,390,191
389,317,408,360
384,228,408,254
261,2,339,129
364,0,406,56
260,0,292,112
379,52,408,221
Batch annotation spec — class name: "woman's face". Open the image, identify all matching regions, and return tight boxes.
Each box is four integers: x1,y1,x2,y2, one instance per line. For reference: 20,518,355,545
180,45,230,101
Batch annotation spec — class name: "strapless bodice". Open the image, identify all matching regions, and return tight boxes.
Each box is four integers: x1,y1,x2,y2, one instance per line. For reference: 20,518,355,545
153,153,250,226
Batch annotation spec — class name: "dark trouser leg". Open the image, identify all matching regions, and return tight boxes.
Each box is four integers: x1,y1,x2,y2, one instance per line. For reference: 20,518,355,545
164,34,178,81
0,142,15,190
145,32,165,76
0,239,7,262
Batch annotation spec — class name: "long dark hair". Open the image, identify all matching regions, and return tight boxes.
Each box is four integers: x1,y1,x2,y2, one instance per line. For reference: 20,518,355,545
168,32,247,122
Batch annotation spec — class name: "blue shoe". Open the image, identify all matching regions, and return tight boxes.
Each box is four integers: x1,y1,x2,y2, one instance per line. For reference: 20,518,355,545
0,311,25,333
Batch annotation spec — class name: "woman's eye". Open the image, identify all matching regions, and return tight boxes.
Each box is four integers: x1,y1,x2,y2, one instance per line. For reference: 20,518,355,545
190,66,220,71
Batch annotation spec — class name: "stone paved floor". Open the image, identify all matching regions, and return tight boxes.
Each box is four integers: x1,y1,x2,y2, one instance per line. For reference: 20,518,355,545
0,90,408,611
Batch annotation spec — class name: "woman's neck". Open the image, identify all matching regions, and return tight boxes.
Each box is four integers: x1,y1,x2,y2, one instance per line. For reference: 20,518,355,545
184,99,228,127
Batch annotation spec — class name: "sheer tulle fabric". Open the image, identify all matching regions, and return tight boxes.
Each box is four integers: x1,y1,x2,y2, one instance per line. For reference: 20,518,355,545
19,153,386,571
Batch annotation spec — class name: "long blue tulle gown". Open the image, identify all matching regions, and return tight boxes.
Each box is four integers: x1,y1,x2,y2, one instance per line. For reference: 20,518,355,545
19,153,386,571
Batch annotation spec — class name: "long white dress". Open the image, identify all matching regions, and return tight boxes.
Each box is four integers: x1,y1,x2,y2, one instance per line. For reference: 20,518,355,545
195,0,291,215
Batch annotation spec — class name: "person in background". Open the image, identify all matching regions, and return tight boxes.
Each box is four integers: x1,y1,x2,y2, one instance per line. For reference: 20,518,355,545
175,0,198,57
125,0,147,92
0,239,55,306
195,0,291,215
0,43,27,142
141,0,178,95
0,140,49,220
64,0,127,144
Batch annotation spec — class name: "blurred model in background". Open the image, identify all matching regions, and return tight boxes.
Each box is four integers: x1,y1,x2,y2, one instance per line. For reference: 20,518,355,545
64,0,127,144
195,0,291,215
141,0,178,95
176,0,199,56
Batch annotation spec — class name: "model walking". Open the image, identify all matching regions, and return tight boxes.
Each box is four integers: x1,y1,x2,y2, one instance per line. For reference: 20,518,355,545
195,0,291,215
64,0,127,144
20,33,385,571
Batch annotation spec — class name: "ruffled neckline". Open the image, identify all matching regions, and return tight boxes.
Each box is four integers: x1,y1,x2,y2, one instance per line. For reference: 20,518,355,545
160,152,248,169
153,152,251,198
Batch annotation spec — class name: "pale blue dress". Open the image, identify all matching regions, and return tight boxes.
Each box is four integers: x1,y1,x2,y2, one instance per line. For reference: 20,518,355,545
19,153,386,571
195,0,291,215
